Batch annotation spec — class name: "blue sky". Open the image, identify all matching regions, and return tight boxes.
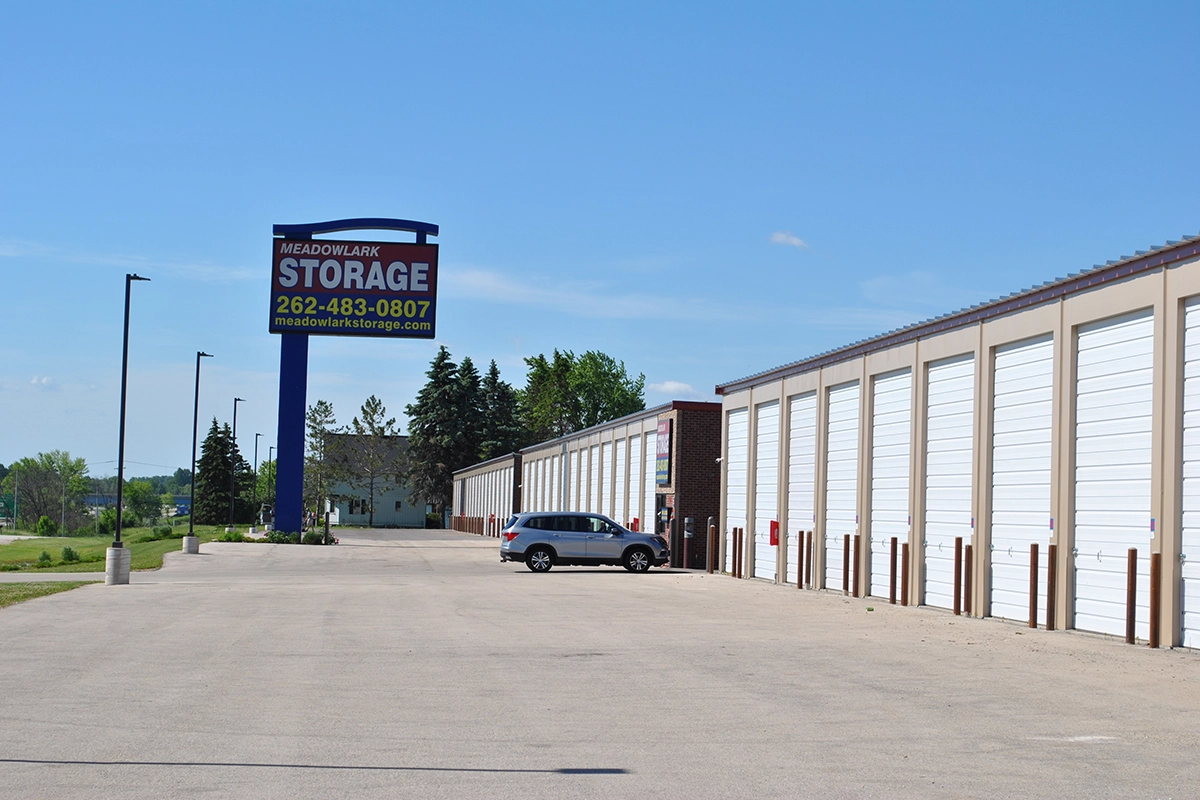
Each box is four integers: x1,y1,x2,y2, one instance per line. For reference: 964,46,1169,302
3,1,1199,476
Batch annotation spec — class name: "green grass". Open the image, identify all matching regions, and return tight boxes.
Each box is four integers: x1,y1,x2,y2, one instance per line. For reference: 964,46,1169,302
0,525,230,573
0,581,96,609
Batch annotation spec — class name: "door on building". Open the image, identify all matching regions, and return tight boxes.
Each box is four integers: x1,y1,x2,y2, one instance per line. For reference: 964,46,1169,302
825,382,860,591
786,392,817,586
754,400,780,581
989,336,1053,622
923,354,975,610
1183,299,1200,648
1073,310,1153,638
869,369,911,598
726,408,749,572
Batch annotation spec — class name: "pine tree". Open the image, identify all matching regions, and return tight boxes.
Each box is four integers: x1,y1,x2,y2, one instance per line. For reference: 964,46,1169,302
404,346,463,514
479,360,523,459
193,419,255,525
457,356,485,466
520,349,579,440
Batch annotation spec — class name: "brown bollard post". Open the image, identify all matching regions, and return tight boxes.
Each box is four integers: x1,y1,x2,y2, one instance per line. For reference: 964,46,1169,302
901,543,910,606
953,537,963,616
1029,543,1039,629
732,528,738,577
1046,544,1057,631
889,537,898,604
842,534,851,594
853,534,862,597
1150,551,1161,649
1126,548,1138,645
700,522,710,573
805,531,814,588
963,544,973,616
736,528,744,578
796,531,804,588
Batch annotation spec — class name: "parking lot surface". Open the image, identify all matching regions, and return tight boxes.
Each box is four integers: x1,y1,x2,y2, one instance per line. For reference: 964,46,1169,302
1,528,1197,799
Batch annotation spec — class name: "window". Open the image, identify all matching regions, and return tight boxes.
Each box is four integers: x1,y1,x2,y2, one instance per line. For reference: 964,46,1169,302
394,501,403,512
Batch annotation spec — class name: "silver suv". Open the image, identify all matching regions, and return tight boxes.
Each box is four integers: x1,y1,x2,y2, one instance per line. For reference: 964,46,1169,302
500,511,670,573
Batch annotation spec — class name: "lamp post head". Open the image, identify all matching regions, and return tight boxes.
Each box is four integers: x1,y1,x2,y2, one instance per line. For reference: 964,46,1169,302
199,351,213,358
129,273,151,282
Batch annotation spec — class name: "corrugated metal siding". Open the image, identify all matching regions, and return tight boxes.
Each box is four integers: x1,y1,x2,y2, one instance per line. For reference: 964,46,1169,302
1074,310,1153,639
601,442,613,517
754,401,780,581
989,336,1053,621
786,392,817,584
726,409,749,572
629,435,642,528
824,383,859,590
589,445,600,513
924,355,975,610
1182,300,1200,648
644,430,657,534
869,369,911,597
613,439,627,526
568,449,579,512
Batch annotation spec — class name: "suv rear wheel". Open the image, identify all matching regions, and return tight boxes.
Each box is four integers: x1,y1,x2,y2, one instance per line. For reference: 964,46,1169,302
526,546,554,573
624,547,652,573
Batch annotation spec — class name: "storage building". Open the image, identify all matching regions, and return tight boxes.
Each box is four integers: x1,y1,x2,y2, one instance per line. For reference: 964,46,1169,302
453,401,722,567
717,234,1200,648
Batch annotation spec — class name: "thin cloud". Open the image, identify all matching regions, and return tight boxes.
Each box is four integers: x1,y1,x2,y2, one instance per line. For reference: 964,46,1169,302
648,380,709,400
0,237,256,282
442,266,730,321
770,231,808,249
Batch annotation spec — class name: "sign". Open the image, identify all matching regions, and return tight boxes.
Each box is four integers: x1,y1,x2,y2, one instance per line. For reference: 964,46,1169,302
769,520,779,546
655,418,672,485
269,238,438,338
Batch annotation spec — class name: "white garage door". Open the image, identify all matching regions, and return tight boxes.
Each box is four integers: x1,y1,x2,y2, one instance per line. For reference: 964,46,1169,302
628,435,642,527
754,401,780,581
786,392,818,585
726,409,749,572
870,369,911,598
613,439,626,526
601,442,613,517
825,383,860,591
924,355,975,610
588,445,600,513
989,336,1053,622
568,450,579,512
1075,310,1153,638
1182,300,1200,648
644,429,657,533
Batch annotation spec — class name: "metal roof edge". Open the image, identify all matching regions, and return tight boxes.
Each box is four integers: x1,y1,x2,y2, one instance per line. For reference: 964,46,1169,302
452,451,520,479
714,233,1200,395
518,402,675,453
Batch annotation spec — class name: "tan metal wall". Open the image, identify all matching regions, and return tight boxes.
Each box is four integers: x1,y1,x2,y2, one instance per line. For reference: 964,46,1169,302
720,254,1200,647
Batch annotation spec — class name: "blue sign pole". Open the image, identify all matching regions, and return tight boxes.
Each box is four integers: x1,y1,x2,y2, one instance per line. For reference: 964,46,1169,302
274,331,309,534
270,218,438,536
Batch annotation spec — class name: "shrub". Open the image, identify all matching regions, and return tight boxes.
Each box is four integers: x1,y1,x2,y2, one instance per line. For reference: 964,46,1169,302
36,516,58,537
266,531,300,544
302,531,325,545
37,551,53,564
97,508,117,538
61,547,80,563
152,525,173,539
425,512,441,529
218,530,249,542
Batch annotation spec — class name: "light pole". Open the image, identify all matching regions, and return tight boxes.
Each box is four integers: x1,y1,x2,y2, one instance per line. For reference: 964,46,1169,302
108,272,149,586
185,351,213,553
268,445,275,509
229,397,244,529
253,432,262,526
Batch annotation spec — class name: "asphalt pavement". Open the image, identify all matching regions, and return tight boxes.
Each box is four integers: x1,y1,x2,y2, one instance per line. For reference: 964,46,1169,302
0,527,1197,799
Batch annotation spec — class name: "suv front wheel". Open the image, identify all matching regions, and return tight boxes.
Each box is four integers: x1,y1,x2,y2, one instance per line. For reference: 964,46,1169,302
624,547,652,573
526,546,554,573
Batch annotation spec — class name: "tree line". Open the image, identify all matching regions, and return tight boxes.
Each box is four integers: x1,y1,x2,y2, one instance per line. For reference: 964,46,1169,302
0,454,192,536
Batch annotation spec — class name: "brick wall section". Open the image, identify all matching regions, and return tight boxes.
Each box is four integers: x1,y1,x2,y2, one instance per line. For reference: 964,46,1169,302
670,405,722,569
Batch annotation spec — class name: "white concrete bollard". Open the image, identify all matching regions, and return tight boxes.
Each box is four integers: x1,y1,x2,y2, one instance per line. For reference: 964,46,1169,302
105,547,131,585
182,536,199,554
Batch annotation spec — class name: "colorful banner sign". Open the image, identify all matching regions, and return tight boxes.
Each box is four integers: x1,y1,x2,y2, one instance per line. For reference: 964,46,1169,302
656,418,672,485
269,238,438,338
